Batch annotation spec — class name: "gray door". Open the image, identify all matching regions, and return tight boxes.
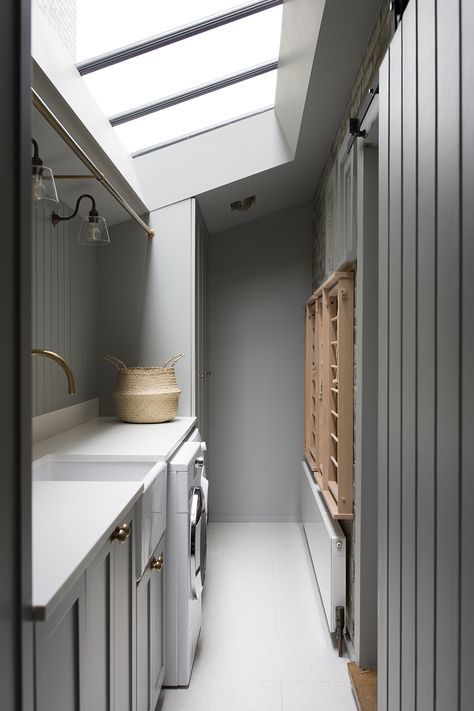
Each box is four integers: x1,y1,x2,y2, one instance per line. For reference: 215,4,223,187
195,206,209,439
378,1,474,709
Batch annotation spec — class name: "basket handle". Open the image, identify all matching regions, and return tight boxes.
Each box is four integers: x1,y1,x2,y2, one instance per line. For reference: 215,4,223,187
162,353,185,369
104,355,128,370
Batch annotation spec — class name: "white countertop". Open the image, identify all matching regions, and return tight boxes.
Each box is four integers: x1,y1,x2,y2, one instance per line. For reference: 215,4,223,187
33,416,197,462
33,480,143,619
31,415,196,620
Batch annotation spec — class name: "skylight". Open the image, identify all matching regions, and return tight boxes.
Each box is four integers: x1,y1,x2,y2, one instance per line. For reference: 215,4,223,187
75,0,283,153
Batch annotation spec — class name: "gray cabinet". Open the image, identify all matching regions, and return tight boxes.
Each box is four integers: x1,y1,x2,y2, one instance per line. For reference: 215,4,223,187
34,576,86,711
325,140,358,276
195,206,209,440
136,535,165,711
84,512,136,711
34,510,136,711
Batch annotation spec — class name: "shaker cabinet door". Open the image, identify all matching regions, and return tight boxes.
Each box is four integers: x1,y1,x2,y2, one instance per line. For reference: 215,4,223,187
35,576,86,711
136,535,165,711
113,514,136,711
84,539,114,711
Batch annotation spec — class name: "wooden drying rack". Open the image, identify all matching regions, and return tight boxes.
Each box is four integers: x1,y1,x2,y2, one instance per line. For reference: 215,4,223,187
305,270,354,519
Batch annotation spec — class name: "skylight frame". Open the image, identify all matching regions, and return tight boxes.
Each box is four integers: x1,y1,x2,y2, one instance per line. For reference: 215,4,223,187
76,0,283,152
130,105,274,157
76,0,283,75
108,59,278,127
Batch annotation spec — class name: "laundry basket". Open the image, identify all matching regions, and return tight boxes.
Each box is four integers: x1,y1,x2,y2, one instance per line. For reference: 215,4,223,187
105,354,184,423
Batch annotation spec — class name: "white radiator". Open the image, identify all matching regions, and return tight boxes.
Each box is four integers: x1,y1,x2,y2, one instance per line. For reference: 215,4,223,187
301,461,346,633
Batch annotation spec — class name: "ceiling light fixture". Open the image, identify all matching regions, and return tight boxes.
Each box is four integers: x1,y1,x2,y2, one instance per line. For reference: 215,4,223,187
52,194,110,245
31,138,59,205
230,195,256,212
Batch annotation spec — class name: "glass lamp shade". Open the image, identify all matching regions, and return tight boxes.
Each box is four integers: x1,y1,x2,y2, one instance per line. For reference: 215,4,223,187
77,215,110,245
32,165,59,205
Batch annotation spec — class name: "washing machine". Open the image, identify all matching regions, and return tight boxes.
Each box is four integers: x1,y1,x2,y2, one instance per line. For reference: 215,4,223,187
164,437,208,687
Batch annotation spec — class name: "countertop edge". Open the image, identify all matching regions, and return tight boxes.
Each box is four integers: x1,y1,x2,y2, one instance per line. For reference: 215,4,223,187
33,483,143,621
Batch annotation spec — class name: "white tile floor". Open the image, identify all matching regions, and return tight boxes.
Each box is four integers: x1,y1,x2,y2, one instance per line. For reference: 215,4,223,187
157,523,357,711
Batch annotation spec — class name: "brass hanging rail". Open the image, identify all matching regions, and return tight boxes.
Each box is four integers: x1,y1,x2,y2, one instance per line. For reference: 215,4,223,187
31,88,155,238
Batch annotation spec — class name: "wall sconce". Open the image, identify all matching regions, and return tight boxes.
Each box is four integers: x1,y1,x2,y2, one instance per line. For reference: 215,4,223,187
52,194,110,245
31,138,59,205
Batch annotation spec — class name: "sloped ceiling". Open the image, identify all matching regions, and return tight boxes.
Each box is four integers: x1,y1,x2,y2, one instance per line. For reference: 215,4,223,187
197,0,381,233
31,0,382,233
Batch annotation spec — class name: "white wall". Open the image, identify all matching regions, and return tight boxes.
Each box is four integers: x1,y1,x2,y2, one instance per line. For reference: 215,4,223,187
207,203,312,521
99,200,196,417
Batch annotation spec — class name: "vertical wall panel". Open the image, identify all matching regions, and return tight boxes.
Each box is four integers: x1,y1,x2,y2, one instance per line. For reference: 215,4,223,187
377,53,390,711
35,205,45,414
435,1,461,708
32,200,99,416
387,28,403,711
460,0,474,707
379,1,468,709
416,0,437,708
400,4,417,709
32,210,37,416
43,207,52,412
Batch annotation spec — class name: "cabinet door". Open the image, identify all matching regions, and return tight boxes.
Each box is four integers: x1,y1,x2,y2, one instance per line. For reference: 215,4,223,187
84,513,135,711
35,576,85,711
113,514,136,711
336,142,357,266
84,539,114,711
195,206,209,438
136,536,165,711
325,165,337,275
149,538,165,708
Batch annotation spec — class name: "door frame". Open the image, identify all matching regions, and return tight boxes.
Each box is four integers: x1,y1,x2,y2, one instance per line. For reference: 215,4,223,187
353,98,380,668
0,0,34,709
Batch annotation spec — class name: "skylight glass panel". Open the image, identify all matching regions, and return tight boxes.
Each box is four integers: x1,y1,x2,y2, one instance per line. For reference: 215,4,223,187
81,7,282,118
76,0,250,62
113,70,277,154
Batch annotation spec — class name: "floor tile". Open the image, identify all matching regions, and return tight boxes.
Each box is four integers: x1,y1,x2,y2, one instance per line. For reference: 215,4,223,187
198,633,280,682
159,680,282,711
276,603,331,643
202,602,277,639
277,639,350,682
281,681,358,711
158,522,353,710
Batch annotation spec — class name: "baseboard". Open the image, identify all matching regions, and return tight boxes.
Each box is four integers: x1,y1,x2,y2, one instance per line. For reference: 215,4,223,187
209,513,302,523
32,399,99,443
347,662,377,711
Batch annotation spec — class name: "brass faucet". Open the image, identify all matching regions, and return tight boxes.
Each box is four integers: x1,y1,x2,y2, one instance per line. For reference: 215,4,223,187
31,349,76,395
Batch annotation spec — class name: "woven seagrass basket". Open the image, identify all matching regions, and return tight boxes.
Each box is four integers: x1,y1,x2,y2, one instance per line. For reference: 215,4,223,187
105,354,184,424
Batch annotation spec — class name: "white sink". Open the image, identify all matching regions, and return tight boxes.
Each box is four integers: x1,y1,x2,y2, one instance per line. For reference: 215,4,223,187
34,457,157,486
33,455,167,580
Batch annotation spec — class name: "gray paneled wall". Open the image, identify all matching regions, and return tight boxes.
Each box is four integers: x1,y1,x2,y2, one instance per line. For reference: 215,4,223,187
378,1,473,709
32,200,99,416
207,204,312,520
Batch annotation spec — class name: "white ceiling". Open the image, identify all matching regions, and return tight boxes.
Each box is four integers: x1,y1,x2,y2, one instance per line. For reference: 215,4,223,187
197,0,381,233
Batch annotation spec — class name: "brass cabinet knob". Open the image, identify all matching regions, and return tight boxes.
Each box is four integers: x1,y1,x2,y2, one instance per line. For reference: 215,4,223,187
150,555,164,571
111,523,130,544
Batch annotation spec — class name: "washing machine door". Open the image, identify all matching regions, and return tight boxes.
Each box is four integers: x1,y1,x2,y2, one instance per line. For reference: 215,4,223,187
189,485,207,600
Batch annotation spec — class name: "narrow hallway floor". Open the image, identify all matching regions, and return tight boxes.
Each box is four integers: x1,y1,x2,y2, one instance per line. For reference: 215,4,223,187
157,522,357,711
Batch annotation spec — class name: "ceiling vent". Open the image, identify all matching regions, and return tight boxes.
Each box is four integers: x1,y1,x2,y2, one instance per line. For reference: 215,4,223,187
230,194,256,212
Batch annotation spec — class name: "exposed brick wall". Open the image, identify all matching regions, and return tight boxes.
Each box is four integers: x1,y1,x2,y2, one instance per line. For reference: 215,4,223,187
36,0,77,58
311,1,391,646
